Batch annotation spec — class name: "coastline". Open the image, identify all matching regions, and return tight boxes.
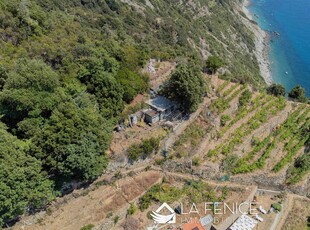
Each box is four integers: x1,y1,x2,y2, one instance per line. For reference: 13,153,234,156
241,0,273,85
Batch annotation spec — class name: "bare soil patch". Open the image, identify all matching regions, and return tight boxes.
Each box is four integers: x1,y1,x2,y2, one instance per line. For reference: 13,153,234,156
278,196,310,230
14,171,162,230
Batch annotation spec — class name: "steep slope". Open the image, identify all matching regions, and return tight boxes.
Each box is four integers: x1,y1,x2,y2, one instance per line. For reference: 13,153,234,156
0,0,264,87
0,0,268,226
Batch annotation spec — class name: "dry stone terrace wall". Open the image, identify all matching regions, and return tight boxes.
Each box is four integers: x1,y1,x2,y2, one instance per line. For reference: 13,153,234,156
14,171,163,230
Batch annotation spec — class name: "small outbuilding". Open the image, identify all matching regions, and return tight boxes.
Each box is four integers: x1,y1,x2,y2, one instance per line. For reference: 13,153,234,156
144,109,160,124
147,96,177,120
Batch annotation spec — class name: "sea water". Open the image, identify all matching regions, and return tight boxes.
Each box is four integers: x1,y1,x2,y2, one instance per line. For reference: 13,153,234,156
248,0,310,97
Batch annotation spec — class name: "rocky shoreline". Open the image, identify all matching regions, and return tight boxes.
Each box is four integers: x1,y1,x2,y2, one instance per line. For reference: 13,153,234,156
241,0,273,85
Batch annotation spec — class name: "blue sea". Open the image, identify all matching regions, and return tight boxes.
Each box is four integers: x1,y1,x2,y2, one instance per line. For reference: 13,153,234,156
248,0,310,97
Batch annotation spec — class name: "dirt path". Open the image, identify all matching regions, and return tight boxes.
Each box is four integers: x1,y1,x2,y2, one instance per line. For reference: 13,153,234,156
274,194,310,230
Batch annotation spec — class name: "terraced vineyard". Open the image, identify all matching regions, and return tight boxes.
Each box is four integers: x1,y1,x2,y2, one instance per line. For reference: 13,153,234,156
232,105,309,174
190,79,310,185
208,92,286,157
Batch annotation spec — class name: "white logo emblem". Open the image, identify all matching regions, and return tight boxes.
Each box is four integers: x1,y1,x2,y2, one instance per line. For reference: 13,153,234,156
151,202,176,224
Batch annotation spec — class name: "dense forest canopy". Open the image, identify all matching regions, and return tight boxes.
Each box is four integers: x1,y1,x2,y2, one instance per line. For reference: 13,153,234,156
0,0,266,226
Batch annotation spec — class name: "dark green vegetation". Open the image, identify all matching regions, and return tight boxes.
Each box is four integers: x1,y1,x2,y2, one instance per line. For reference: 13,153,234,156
288,85,308,103
138,180,227,211
127,137,160,161
0,122,54,227
206,55,224,74
0,0,290,225
163,64,205,113
267,83,286,97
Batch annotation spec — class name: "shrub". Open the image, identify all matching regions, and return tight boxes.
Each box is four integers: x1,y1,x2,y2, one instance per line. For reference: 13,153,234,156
192,157,201,166
113,216,120,225
267,83,286,97
206,56,224,74
147,211,153,220
138,185,161,211
220,115,231,127
114,171,122,179
127,203,137,215
239,89,252,107
80,224,94,230
155,157,166,165
127,144,143,161
127,137,160,161
276,192,287,201
174,122,206,151
142,137,160,157
271,203,282,212
288,85,307,103
251,137,260,146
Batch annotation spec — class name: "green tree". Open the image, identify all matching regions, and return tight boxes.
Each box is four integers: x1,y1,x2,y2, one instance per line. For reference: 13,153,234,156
0,122,54,226
206,56,224,74
29,93,112,180
116,68,148,103
267,83,286,97
164,64,205,113
288,85,307,103
0,59,61,131
81,71,124,119
0,65,7,91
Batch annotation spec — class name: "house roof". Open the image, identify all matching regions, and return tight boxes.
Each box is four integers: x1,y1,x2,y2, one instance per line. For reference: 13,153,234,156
229,214,258,230
182,218,205,230
144,109,158,118
147,96,176,112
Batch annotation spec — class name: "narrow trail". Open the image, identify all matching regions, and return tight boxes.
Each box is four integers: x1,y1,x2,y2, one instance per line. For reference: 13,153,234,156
274,194,310,230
